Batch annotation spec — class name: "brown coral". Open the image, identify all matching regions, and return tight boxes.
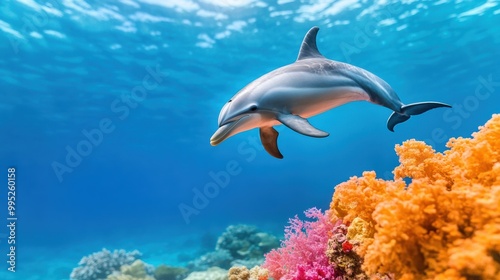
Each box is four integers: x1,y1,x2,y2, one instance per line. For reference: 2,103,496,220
326,221,368,279
330,114,500,280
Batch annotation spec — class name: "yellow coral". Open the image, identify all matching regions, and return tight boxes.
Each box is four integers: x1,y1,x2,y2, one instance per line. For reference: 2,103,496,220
228,266,250,280
347,217,374,244
249,266,270,280
345,217,374,258
106,260,154,280
228,266,269,280
330,114,500,279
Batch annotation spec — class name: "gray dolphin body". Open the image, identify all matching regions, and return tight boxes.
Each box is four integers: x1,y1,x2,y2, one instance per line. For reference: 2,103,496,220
210,27,451,159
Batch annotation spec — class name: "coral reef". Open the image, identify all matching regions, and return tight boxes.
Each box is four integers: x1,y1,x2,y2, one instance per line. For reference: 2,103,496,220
262,208,336,280
251,114,500,280
70,249,142,280
70,225,277,280
153,264,188,280
188,249,233,270
184,267,228,280
190,224,279,271
70,114,500,280
216,224,279,260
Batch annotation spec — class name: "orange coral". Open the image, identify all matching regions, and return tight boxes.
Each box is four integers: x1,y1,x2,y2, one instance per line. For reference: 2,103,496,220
330,114,500,280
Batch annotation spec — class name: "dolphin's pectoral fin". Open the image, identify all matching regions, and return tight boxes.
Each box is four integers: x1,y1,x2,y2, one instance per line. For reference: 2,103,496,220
277,114,329,137
260,127,283,159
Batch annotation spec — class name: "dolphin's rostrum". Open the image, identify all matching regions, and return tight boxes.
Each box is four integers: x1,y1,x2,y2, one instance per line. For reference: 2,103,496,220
210,27,451,159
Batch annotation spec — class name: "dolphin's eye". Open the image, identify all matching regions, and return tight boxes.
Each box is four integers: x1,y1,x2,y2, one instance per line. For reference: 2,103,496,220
250,105,258,111
228,99,232,103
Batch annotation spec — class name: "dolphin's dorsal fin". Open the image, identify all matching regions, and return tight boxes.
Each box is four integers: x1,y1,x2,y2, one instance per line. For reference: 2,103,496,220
297,26,324,61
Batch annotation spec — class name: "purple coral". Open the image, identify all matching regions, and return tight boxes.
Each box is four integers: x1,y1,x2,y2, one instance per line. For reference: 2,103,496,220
262,208,337,280
70,248,141,280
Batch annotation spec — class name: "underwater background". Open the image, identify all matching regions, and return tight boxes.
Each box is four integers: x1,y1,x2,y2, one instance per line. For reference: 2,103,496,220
1,0,499,279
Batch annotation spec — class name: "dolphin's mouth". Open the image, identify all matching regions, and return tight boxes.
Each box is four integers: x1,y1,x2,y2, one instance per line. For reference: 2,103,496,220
210,115,250,146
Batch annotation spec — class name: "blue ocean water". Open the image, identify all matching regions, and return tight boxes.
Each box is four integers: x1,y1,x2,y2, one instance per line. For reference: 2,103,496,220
0,0,499,279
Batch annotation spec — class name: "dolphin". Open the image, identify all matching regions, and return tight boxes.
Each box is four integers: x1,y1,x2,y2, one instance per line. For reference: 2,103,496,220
210,26,451,159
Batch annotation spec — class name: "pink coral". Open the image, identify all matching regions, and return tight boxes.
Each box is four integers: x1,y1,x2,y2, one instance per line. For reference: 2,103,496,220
262,208,337,280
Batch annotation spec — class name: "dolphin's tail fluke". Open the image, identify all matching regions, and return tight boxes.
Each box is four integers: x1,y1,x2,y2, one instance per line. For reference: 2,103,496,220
387,101,451,132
